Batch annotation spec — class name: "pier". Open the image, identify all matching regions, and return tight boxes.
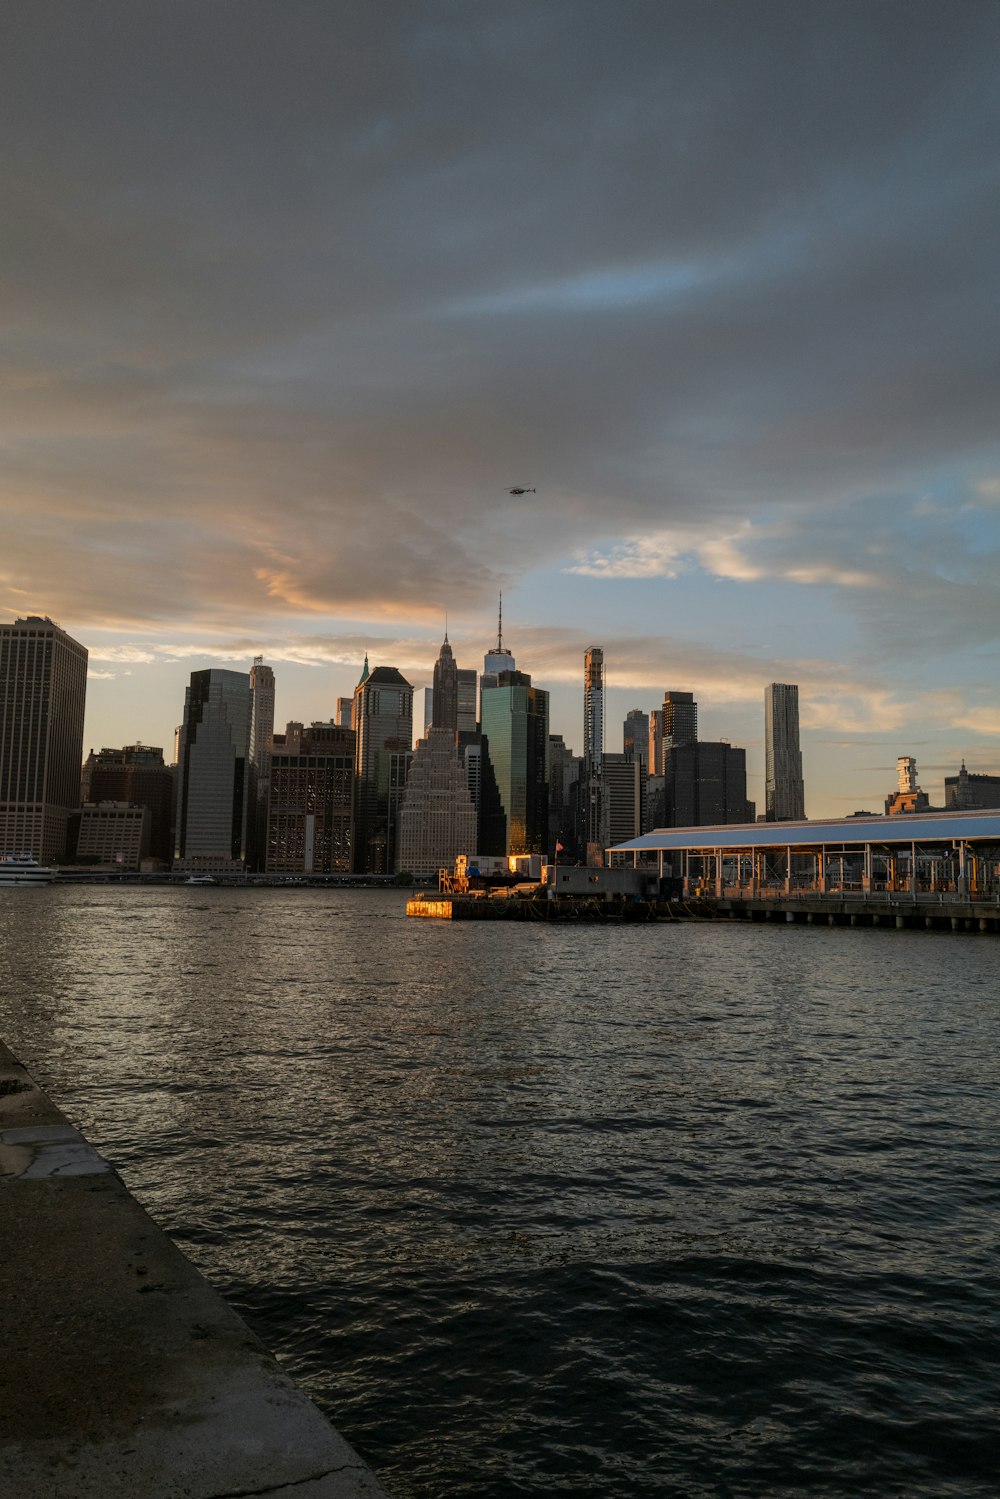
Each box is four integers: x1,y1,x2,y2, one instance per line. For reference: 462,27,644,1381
0,1041,390,1499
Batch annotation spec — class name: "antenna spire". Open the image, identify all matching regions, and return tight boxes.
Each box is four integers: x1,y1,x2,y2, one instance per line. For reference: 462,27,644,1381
496,592,504,653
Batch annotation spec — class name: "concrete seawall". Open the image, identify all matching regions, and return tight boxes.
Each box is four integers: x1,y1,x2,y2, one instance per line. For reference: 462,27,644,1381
0,1041,391,1499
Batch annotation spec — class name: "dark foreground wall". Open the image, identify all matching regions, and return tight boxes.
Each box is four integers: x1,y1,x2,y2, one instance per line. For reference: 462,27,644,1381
0,1041,391,1499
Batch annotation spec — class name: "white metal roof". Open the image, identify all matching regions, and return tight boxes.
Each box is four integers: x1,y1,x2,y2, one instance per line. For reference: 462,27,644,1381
610,810,1000,855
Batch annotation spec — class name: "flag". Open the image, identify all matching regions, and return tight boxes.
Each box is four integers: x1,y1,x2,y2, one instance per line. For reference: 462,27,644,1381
555,841,564,853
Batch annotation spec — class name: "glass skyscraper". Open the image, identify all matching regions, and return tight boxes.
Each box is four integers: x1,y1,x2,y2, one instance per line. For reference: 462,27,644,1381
480,670,549,855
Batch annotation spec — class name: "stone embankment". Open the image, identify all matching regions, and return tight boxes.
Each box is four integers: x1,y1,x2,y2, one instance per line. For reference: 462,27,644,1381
0,1041,391,1499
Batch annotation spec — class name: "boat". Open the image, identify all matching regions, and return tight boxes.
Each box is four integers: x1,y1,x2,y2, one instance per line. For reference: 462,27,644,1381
184,875,217,885
0,854,57,885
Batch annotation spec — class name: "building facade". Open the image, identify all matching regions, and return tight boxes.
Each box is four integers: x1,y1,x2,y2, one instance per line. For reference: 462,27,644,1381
582,646,604,860
602,752,642,846
664,741,753,827
266,721,354,873
396,727,477,877
353,665,413,873
481,670,550,855
174,668,253,870
764,682,805,821
945,763,1000,810
623,709,649,769
70,802,150,869
663,690,698,749
0,615,88,864
83,743,174,862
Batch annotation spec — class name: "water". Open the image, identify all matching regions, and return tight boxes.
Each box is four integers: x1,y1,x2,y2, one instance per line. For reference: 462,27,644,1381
1,886,998,1498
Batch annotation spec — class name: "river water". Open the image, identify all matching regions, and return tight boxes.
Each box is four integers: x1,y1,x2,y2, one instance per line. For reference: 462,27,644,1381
1,886,997,1498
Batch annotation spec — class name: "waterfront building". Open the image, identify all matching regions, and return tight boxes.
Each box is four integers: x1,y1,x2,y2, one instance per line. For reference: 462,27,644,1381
396,727,477,877
945,762,1000,810
174,668,253,871
663,740,753,827
480,669,549,855
69,802,150,869
582,647,604,861
83,744,174,862
267,721,354,873
353,665,413,873
0,615,88,863
663,690,698,749
764,682,805,821
602,752,642,846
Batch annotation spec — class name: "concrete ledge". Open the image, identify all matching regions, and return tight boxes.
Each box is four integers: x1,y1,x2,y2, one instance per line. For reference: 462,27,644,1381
0,1042,391,1499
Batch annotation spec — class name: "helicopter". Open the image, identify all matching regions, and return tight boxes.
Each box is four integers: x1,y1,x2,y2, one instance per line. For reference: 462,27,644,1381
507,486,536,496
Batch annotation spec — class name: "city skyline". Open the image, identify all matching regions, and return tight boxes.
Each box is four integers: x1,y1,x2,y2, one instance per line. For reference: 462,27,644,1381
6,4,1000,816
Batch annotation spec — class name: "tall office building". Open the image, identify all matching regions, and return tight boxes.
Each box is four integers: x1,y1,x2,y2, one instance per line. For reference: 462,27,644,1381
457,669,478,733
480,669,549,855
267,721,354,873
0,616,88,863
335,696,354,730
549,733,582,861
764,683,805,821
664,741,753,827
249,656,275,868
174,668,253,870
432,633,458,732
663,690,698,748
353,665,413,873
83,743,174,862
648,708,665,777
480,596,516,716
582,647,604,860
396,727,477,877
623,709,649,769
602,752,642,847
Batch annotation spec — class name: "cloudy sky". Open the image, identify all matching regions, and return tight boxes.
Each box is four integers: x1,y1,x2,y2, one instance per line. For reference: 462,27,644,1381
5,0,1000,815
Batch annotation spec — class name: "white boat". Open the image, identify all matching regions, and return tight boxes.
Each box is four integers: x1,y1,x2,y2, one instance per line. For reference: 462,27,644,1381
184,875,217,885
0,854,57,885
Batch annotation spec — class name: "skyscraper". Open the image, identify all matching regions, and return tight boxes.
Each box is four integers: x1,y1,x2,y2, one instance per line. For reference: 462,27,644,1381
648,708,665,777
480,595,516,717
623,709,649,769
266,721,354,873
764,683,805,821
250,656,275,868
432,632,458,732
456,669,478,733
664,741,753,827
396,727,477,877
0,616,88,863
582,647,604,860
480,669,549,855
83,743,174,863
663,690,698,748
353,664,413,873
175,668,253,870
602,752,642,846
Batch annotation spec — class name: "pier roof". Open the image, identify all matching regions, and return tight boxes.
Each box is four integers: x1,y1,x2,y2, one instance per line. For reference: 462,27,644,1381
610,810,1000,855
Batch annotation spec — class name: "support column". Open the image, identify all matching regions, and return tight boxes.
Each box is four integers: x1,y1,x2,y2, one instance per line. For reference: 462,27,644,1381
785,846,792,895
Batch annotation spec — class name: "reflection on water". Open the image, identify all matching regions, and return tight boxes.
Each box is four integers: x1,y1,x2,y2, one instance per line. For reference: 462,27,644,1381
2,888,999,1497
